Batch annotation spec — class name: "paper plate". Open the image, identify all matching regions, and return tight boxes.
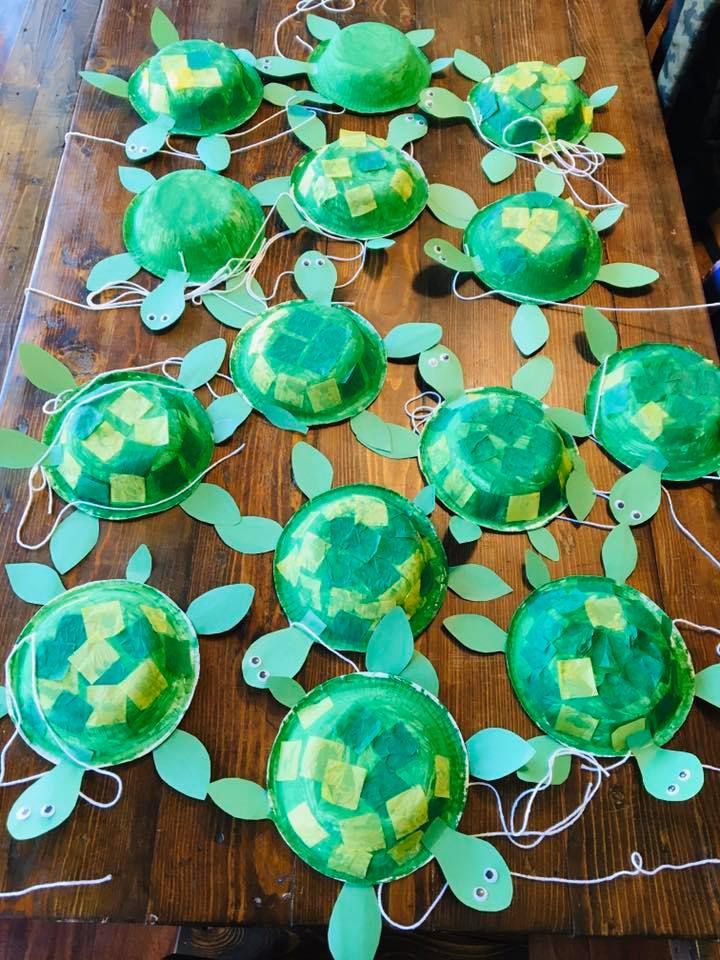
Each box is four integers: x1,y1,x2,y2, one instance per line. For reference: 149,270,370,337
6,579,200,768
43,371,214,520
273,483,448,651
464,191,602,303
128,39,264,137
267,671,468,883
290,131,429,239
419,387,573,531
123,169,265,283
585,342,720,481
307,22,431,114
505,575,695,757
469,61,592,155
229,300,387,425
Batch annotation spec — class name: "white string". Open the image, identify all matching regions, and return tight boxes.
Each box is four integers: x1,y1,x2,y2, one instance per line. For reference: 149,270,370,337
404,391,441,434
0,874,113,898
662,486,720,572
377,880,449,931
273,0,355,58
289,620,360,672
0,730,45,789
673,619,720,640
555,514,614,531
512,850,720,886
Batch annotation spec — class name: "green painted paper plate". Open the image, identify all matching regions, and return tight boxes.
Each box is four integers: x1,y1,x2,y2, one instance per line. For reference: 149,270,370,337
290,130,429,240
464,191,602,303
585,342,720,482
6,579,199,768
267,671,468,884
418,387,573,531
229,299,387,426
123,169,265,283
43,371,214,521
469,61,593,155
307,22,431,114
274,483,448,651
127,39,264,137
505,575,695,757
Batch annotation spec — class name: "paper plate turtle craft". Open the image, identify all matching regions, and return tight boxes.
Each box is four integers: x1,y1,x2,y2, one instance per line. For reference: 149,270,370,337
0,545,255,840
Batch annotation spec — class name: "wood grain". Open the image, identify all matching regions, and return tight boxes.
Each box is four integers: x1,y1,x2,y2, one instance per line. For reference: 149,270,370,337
0,0,718,940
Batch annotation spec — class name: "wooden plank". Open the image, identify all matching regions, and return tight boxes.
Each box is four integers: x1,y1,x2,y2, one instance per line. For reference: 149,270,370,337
0,918,177,960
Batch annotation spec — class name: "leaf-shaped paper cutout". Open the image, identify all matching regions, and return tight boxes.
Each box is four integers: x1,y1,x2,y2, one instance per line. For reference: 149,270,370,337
87,252,141,292
601,522,637,585
7,762,84,841
448,564,512,602
423,820,513,912
430,56,454,73
424,237,476,272
566,458,596,521
233,48,257,66
592,205,624,235
208,778,270,819
263,82,302,106
328,883,382,960
6,563,65,604
453,48,490,82
558,56,586,80
694,664,720,707
510,304,549,356
277,194,307,233
527,526,559,561
467,727,535,780
545,406,590,437
256,55,310,78
293,250,337,304
413,484,435,515
267,676,306,707
150,8,180,48
350,411,391,453
79,70,129,98
635,744,704,802
596,263,659,289
125,116,174,161
207,392,253,442
365,607,414,675
288,103,327,150
512,356,554,400
250,176,293,205
215,516,283,554
406,28,435,47
449,515,482,543
0,429,47,469
399,651,439,696
384,322,442,359
141,269,187,330
481,149,517,184
583,131,625,156
197,134,231,172
292,441,333,499
203,276,266,328
387,113,428,150
306,13,341,40
534,164,565,196
19,343,76,395
444,614,507,653
118,165,156,193
609,464,662,526
0,688,7,720
187,584,255,635
525,549,550,589
589,85,618,108
366,237,395,250
180,483,242,526
50,511,99,574
418,344,464,401
427,183,478,229
582,306,617,363
369,423,419,460
418,86,473,121
242,626,314,688
516,735,572,785
153,730,211,800
126,543,152,583
178,338,227,390
263,403,309,434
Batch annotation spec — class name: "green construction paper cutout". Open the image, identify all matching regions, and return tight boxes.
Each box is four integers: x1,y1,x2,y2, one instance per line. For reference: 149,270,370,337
634,743,704,802
596,262,659,289
234,48,256,66
292,441,334,500
609,465,662,526
180,483,242,526
582,305,617,362
268,676,306,708
413,485,435,515
534,164,565,197
0,688,6,721
263,403,309,434
79,70,129,98
566,456,595,520
361,422,419,460
125,115,175,161
350,412,392,453
140,269,188,330
153,729,210,800
558,56,586,80
583,131,625,156
694,664,720,707
424,237,476,272
444,614,507,653
407,28,435,48
427,183,478,229
601,522,637,585
251,176,293,205
293,250,337,303
118,165,157,194
545,406,590,437
387,113,428,150
449,516,482,543
49,512,100,575
19,344,76,396
384,322,442,358
215,517,283,554
7,762,84,841
448,564,512,602
186,583,254,635
512,356,554,400
263,82,305,106
365,608,414,675
431,57,454,73
466,727,534,780
197,134,231,172
516,735,572,785
510,304,549,356
306,13,341,40
525,549,550,589
453,48,490,82
592,204,624,232
481,148,517,184
0,429,47,469
589,85,618,108
418,86,473,121
422,819,513,911
328,883,381,960
242,626,314,688
87,252,141,293
178,338,227,390
207,392,253,442
203,277,266,329
208,777,270,819
6,563,65,605
418,344,464,401
288,103,328,151
399,651,439,696
126,543,152,584
150,8,179,48
527,526,559,561
277,194,308,233
256,55,310,78
366,237,395,249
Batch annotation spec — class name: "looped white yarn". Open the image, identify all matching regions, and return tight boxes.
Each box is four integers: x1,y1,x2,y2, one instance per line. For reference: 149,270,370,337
0,873,113,899
377,880,449,931
662,486,720,572
512,850,720,886
273,0,355,57
404,391,441,434
289,620,360,672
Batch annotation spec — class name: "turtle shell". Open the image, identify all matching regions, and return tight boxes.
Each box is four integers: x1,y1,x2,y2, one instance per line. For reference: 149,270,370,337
418,387,573,531
273,483,448,651
468,61,593,155
585,343,720,482
6,579,199,768
42,371,214,521
127,39,263,137
229,299,386,426
506,575,695,757
123,169,265,283
267,671,467,884
290,129,429,239
307,22,431,114
462,191,602,303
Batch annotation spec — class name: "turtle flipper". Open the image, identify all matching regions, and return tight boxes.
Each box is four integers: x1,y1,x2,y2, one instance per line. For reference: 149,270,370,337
125,115,175,162
153,730,211,800
140,269,188,331
7,762,84,840
422,818,513,911
465,727,535,780
293,250,337,304
79,71,129,99
387,112,428,150
453,49,491,82
207,778,270,818
288,104,327,150
202,273,267,328
406,28,435,48
150,8,180,49
365,608,414,675
328,883,382,960
427,183,478,229
634,739,704,802
0,430,49,469
197,135,231,172
250,177,293,206
695,664,720,708
306,14,341,41
87,253,141,293
596,262,659,290
516,735,572,785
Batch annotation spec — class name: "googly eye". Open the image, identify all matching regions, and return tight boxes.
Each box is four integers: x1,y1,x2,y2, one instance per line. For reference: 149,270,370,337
250,655,262,667
127,144,138,154
146,313,156,323
139,145,149,155
426,91,435,98
160,313,169,323
473,886,488,902
433,244,442,253
615,499,625,511
440,352,450,362
666,783,678,795
483,868,498,884
258,669,269,681
631,510,642,521
317,258,325,266
40,804,55,818
428,357,439,368
678,768,691,781
416,117,426,125
15,806,31,822
302,259,310,267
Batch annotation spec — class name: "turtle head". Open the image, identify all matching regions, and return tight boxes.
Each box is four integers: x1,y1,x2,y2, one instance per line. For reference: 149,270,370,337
418,86,473,122
293,250,337,305
633,739,704,802
608,463,663,527
423,819,513,912
7,762,84,840
418,344,464,402
424,237,476,273
387,112,428,150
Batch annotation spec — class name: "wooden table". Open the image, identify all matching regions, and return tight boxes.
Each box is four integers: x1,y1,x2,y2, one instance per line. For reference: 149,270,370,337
1,0,719,942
